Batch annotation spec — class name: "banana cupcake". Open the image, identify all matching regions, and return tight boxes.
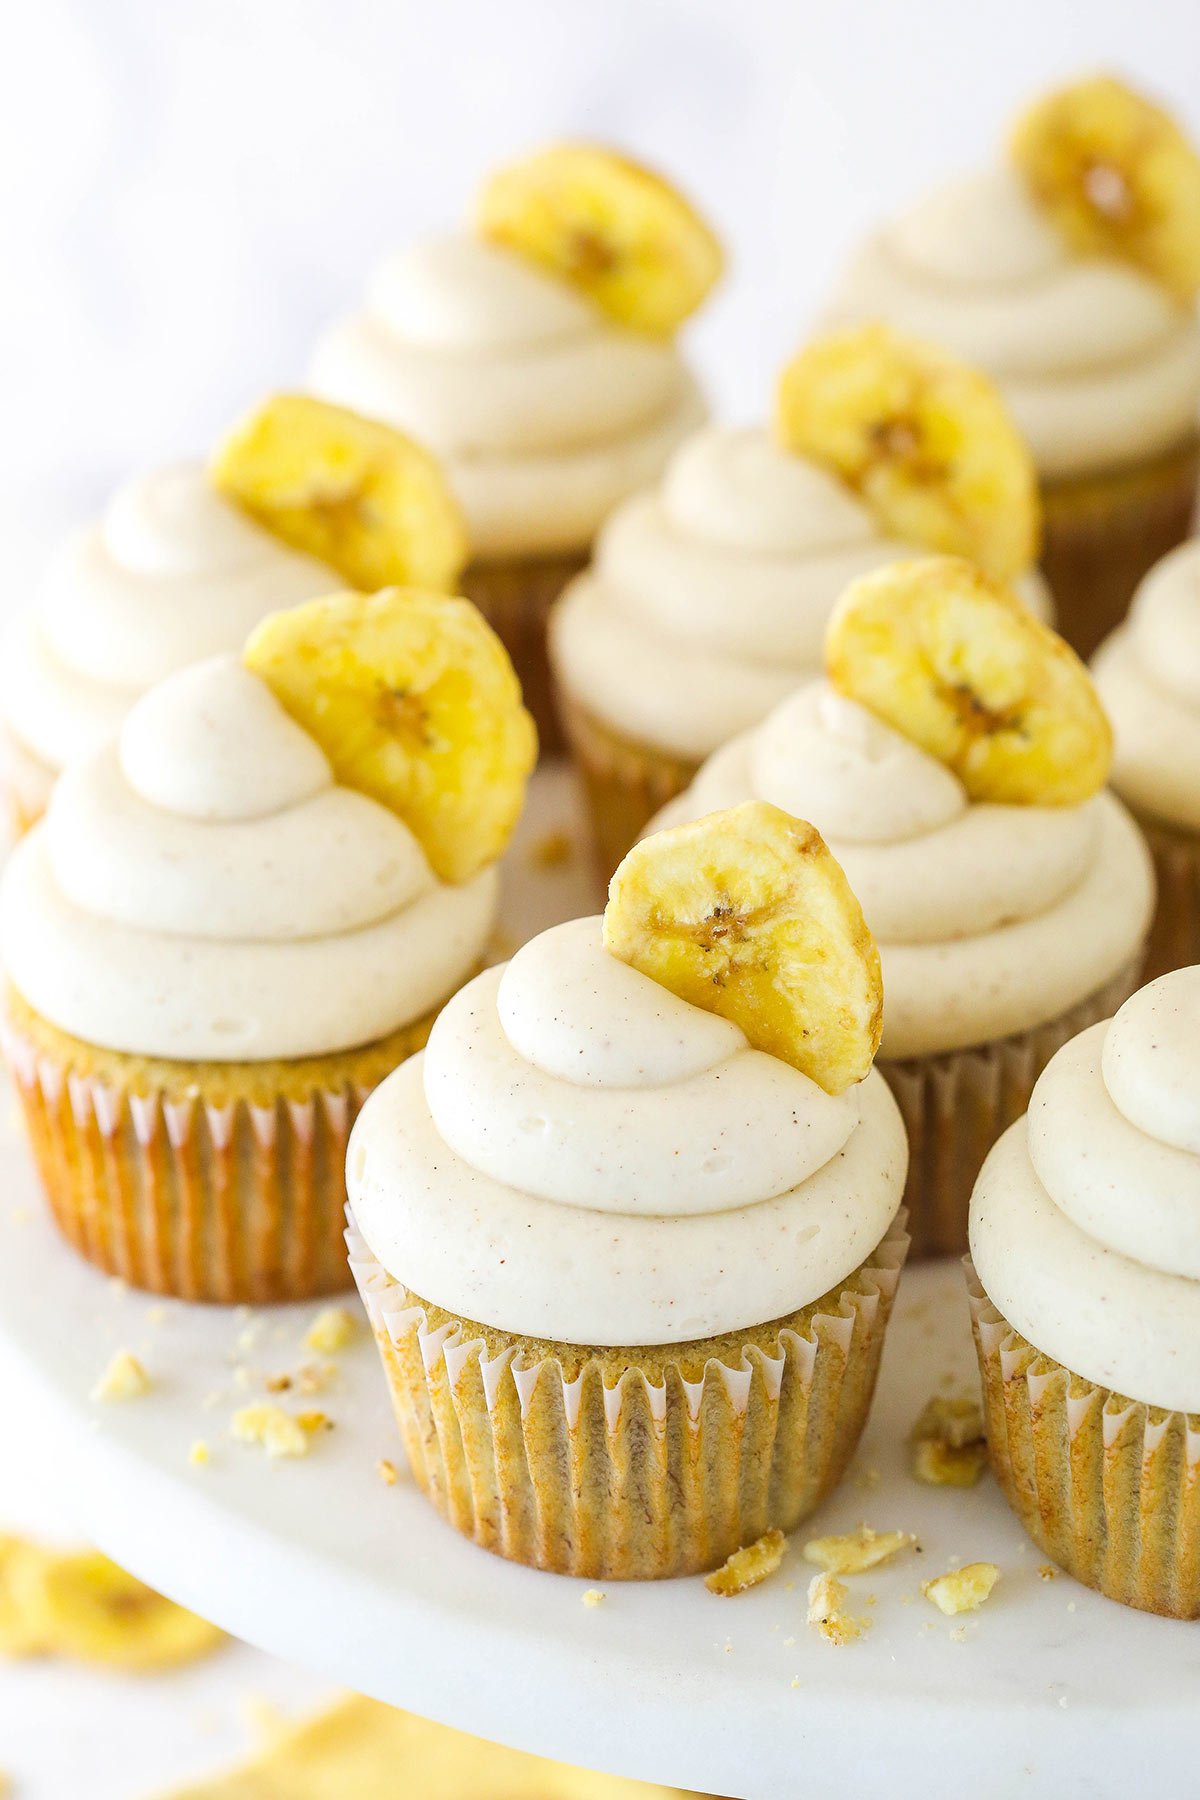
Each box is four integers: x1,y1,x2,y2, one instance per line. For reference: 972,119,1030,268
969,967,1200,1616
348,803,908,1579
551,324,1051,872
1093,538,1200,979
827,75,1200,659
652,557,1154,1258
1,397,464,837
309,146,720,750
0,587,535,1303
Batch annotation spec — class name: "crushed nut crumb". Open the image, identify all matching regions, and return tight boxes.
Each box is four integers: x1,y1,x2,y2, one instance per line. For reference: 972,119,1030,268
377,1458,398,1486
304,1306,357,1355
911,1395,988,1487
922,1562,1000,1616
805,1572,867,1645
705,1529,786,1597
231,1404,310,1459
1038,1564,1058,1582
296,1411,331,1434
91,1350,150,1403
264,1374,293,1394
802,1524,917,1576
913,1438,989,1487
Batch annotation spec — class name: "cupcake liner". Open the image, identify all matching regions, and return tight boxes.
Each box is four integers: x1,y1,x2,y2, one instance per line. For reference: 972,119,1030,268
1039,437,1199,663
460,552,588,760
555,689,701,879
1135,814,1200,983
883,956,1144,1263
967,1262,1200,1618
2,728,55,840
347,1207,909,1580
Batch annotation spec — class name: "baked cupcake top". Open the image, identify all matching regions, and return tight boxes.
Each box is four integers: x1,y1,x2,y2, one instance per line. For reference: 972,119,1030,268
654,558,1154,1060
1,398,466,792
1,588,535,1063
348,802,906,1345
309,146,721,560
551,325,1050,762
971,967,1200,1413
1092,539,1200,831
826,76,1200,479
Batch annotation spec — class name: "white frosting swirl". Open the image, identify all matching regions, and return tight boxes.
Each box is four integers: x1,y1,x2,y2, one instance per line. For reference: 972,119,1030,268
827,166,1200,479
0,657,497,1062
1093,540,1200,831
348,915,907,1344
309,236,706,559
971,968,1200,1412
551,424,1052,761
0,464,337,784
652,681,1154,1060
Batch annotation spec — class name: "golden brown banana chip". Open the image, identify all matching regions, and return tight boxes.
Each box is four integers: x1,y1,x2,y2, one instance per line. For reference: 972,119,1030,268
604,801,882,1095
212,395,468,593
478,143,722,335
244,587,537,883
11,1549,222,1670
1011,74,1200,300
826,557,1112,806
775,325,1039,581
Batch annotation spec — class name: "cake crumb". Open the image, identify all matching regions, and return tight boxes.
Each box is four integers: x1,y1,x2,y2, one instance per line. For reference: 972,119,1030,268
913,1437,989,1487
705,1529,786,1597
922,1562,1000,1616
264,1373,293,1394
1038,1564,1058,1582
231,1404,310,1459
296,1410,331,1435
91,1350,150,1403
189,1440,210,1468
528,828,574,870
304,1306,357,1354
911,1395,988,1486
581,1588,605,1609
376,1458,398,1486
803,1524,916,1576
806,1573,867,1645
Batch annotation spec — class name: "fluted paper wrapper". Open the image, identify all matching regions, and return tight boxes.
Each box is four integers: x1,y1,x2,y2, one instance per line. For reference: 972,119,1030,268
460,551,587,759
883,957,1143,1263
1136,815,1200,983
1039,436,1198,662
348,1208,908,1580
967,1263,1200,1618
556,690,701,880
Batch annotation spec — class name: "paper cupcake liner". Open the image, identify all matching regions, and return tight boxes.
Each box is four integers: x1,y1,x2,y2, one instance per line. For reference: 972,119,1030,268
2,998,448,1305
883,956,1143,1263
967,1262,1200,1618
460,551,588,760
555,690,701,879
1134,814,1200,983
1039,436,1199,663
2,728,55,840
348,1207,909,1580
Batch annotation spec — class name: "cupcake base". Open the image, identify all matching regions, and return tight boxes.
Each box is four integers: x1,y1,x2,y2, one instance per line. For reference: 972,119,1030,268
2,987,460,1305
348,1208,908,1581
461,552,588,759
883,957,1143,1262
1039,437,1198,663
1135,814,1200,982
967,1264,1200,1618
556,691,700,878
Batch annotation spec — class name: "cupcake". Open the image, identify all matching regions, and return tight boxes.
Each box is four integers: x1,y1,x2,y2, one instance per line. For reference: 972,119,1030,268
0,587,535,1304
309,146,720,751
0,395,466,837
347,802,908,1578
826,75,1200,659
969,967,1200,1616
551,323,1051,873
651,557,1154,1259
1093,538,1200,979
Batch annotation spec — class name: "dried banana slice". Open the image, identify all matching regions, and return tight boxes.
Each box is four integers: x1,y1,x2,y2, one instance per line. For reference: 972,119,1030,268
1011,74,1200,300
775,324,1039,581
478,144,722,335
212,395,468,593
244,587,537,883
0,1536,52,1656
12,1550,222,1670
603,801,882,1095
826,557,1112,806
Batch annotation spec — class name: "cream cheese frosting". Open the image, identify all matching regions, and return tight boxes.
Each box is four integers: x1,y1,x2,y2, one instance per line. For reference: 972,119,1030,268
550,424,1052,761
0,656,497,1062
827,165,1200,479
0,464,337,795
651,681,1154,1060
1093,539,1200,831
348,915,907,1344
971,968,1200,1412
309,235,706,560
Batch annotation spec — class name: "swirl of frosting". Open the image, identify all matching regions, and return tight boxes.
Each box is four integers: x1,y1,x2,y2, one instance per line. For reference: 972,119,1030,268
550,425,1052,761
347,915,907,1344
652,681,1154,1060
970,968,1200,1412
1093,540,1200,831
0,464,337,798
827,166,1200,478
309,236,706,559
0,656,497,1062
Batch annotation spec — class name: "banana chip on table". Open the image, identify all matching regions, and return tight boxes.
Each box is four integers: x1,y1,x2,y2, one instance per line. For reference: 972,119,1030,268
0,1537,221,1670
